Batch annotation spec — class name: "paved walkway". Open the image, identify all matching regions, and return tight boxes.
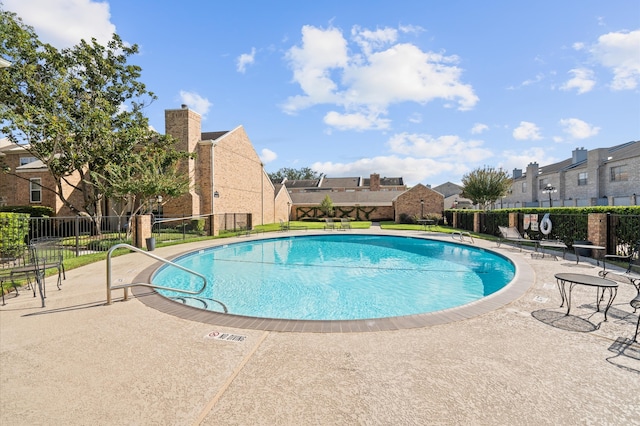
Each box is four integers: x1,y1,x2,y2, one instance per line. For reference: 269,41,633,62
1,230,639,425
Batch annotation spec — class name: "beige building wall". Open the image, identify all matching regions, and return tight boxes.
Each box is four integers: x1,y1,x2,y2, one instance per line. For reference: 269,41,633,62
394,184,444,222
209,126,270,226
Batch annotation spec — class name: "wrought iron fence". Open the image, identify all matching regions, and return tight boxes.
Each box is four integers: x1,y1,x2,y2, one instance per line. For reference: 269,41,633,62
1,215,130,267
608,214,640,256
447,210,639,255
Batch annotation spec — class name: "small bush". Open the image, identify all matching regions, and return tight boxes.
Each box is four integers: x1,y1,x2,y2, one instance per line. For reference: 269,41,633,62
399,213,415,224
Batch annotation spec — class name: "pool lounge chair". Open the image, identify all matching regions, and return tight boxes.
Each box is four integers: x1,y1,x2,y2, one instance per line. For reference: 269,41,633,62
279,219,290,232
324,218,336,230
497,226,529,251
338,218,351,231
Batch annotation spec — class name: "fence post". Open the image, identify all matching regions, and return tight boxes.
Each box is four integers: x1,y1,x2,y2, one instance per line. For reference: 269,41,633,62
587,212,608,257
473,212,481,233
75,216,80,257
133,215,152,248
508,212,519,229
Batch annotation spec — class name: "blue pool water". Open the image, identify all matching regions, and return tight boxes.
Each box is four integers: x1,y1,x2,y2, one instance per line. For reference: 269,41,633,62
154,234,515,321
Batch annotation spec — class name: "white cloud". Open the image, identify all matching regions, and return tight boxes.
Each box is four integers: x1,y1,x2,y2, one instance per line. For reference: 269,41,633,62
178,91,212,118
387,133,492,161
559,118,600,139
260,148,277,164
590,29,640,90
572,42,586,51
236,47,256,73
513,121,542,140
500,147,559,175
283,24,478,131
310,131,493,186
560,68,596,94
408,113,422,124
323,111,390,131
471,123,489,134
312,156,457,187
4,0,116,48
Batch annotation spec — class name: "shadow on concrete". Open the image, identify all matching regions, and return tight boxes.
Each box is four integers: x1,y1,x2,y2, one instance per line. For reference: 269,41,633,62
531,309,599,333
606,337,640,374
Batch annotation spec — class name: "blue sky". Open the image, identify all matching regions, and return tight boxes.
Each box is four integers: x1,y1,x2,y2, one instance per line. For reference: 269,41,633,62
4,0,640,186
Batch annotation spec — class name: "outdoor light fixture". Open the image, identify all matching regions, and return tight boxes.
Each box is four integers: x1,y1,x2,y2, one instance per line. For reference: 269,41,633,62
213,191,220,198
542,184,557,208
420,199,424,219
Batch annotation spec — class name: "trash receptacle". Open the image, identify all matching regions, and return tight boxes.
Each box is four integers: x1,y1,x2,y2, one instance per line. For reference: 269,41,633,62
573,240,592,257
145,237,156,251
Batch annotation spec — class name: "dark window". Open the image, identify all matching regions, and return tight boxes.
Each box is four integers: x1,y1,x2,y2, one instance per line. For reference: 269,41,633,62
30,178,42,203
610,166,628,182
578,172,588,186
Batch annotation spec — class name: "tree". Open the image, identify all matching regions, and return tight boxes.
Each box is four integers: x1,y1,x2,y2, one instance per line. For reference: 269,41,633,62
319,195,334,217
268,167,320,181
460,166,511,210
91,133,192,234
0,9,157,230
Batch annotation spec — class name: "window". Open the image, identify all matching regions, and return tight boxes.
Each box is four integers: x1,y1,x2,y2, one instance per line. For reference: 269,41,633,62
30,178,42,203
610,165,628,182
539,178,548,189
521,182,527,193
20,156,37,166
578,172,588,186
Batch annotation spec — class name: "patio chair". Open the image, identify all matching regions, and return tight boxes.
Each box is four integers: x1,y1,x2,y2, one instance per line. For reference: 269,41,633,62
338,218,351,230
30,237,66,292
1,244,46,306
279,219,290,231
497,226,529,251
631,293,640,342
324,218,336,230
600,241,640,303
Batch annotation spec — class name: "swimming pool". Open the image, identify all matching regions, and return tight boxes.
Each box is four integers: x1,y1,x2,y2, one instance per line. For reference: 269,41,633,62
153,234,515,321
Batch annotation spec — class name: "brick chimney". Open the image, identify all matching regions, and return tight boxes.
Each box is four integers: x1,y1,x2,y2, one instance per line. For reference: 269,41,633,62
370,173,380,191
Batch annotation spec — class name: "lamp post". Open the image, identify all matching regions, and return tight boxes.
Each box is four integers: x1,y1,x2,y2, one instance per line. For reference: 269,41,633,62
156,195,163,218
542,184,557,208
420,199,424,219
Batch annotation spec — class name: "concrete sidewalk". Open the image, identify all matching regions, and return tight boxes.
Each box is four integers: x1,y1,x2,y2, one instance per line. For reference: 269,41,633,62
1,231,639,425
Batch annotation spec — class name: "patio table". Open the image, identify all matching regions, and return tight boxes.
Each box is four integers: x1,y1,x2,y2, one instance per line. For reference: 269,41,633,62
533,240,567,260
417,219,435,231
554,273,618,321
572,244,606,265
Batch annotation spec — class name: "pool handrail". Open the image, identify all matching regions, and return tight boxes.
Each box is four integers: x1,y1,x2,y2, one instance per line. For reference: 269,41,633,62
106,243,227,313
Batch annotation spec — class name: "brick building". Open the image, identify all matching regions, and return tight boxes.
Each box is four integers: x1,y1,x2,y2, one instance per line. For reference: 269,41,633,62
280,175,444,222
0,106,291,233
503,141,639,208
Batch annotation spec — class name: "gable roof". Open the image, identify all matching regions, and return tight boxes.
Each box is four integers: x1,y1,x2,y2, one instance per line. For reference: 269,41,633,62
432,182,462,198
201,131,229,141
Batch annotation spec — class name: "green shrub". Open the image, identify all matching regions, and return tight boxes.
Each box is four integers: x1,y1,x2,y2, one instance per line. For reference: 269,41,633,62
0,212,30,257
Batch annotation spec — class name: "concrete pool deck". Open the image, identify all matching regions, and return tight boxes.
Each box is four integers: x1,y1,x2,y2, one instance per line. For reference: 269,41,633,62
1,229,639,425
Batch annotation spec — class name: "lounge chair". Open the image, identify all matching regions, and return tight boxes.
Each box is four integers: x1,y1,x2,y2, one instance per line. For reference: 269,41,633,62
324,218,336,230
338,218,351,230
279,219,290,232
497,226,529,251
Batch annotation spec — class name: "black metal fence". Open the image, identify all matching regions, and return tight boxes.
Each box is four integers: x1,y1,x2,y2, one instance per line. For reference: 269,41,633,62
447,210,639,255
0,212,259,267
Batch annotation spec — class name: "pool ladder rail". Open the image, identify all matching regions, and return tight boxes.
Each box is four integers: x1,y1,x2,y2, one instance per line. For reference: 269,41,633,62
106,243,227,313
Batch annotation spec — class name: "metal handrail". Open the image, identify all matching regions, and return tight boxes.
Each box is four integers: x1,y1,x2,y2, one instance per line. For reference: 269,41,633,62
106,243,226,313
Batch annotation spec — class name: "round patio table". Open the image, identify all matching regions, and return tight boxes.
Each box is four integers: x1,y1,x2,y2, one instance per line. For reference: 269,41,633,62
555,273,618,321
